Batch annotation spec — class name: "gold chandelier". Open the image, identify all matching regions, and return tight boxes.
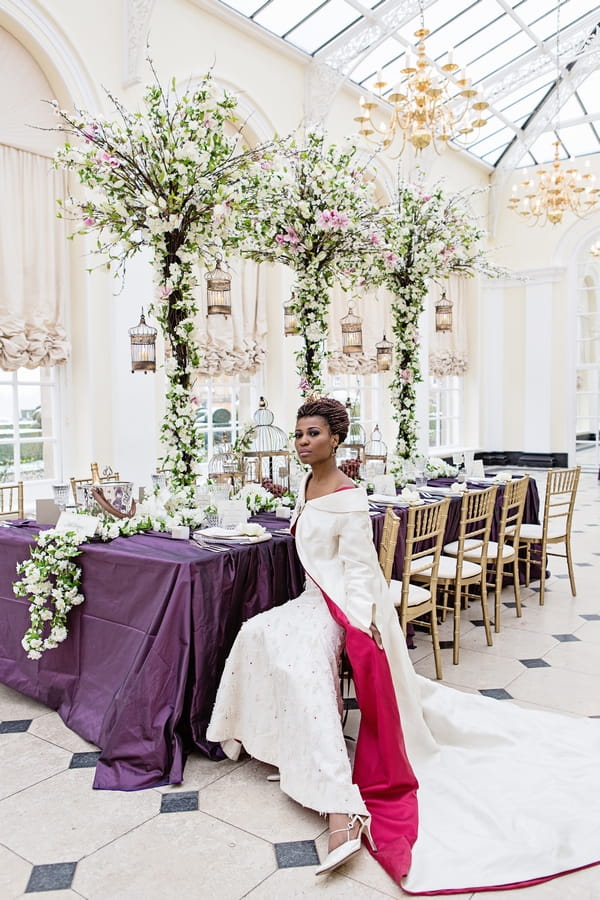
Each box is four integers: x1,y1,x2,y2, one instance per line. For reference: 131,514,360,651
507,141,600,226
590,240,600,257
354,19,488,155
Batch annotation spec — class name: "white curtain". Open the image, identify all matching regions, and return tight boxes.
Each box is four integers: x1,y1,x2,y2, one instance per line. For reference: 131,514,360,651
428,276,469,377
192,257,267,376
0,145,70,370
327,284,391,374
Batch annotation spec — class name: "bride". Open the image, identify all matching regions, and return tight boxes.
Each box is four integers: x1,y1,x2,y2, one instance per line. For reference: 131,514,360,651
207,396,600,894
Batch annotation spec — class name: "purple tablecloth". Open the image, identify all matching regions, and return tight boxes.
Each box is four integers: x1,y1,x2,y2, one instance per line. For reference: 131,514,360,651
0,521,303,791
0,479,538,792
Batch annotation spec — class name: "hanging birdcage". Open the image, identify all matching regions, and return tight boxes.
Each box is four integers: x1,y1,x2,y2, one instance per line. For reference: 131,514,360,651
243,397,290,492
340,303,363,354
375,334,393,371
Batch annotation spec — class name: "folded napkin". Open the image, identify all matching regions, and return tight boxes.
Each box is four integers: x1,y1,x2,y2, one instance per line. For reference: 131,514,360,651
450,482,468,494
369,492,402,504
400,487,424,505
493,472,513,483
195,524,271,543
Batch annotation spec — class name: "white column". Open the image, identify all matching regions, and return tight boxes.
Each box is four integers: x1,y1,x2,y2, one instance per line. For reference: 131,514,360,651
522,267,564,453
479,281,505,449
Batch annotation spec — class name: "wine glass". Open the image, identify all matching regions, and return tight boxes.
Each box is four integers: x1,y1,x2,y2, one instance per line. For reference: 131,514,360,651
52,483,70,512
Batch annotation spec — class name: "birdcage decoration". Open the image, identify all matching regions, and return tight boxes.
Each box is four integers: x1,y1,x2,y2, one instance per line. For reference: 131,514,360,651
283,291,299,336
128,308,157,373
340,302,363,354
435,292,453,332
338,420,366,469
243,397,290,492
375,333,393,371
208,444,242,490
205,259,232,316
364,425,388,478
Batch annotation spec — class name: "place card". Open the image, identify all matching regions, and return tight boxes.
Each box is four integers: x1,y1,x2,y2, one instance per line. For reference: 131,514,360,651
36,499,60,526
55,510,99,538
275,506,292,519
171,525,190,540
467,458,485,478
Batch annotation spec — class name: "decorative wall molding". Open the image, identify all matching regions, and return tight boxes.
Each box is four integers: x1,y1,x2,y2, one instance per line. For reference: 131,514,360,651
123,0,155,87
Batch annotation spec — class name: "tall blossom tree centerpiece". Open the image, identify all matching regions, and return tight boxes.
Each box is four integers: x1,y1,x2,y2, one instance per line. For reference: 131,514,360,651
377,177,502,458
242,131,383,395
52,69,275,492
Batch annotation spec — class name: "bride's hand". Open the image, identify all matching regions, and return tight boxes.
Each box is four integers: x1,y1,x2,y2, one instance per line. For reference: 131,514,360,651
370,623,383,649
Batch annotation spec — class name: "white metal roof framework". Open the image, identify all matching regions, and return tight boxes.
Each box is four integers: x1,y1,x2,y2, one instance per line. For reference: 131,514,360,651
216,0,600,170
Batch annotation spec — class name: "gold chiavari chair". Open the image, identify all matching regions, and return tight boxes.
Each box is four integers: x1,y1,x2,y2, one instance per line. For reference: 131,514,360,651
444,476,530,632
378,505,401,585
0,481,24,519
509,466,580,606
387,498,450,680
413,486,497,666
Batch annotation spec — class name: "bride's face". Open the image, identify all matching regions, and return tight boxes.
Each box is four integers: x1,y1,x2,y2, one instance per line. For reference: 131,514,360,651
294,416,337,465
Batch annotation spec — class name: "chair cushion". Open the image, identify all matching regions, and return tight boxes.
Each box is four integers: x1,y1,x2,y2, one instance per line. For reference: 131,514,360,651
518,523,566,541
407,583,432,607
409,555,434,575
443,539,481,556
388,580,432,608
461,541,515,562
437,556,481,579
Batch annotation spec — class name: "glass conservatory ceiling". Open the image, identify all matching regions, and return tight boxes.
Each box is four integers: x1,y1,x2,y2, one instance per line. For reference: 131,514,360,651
216,0,600,170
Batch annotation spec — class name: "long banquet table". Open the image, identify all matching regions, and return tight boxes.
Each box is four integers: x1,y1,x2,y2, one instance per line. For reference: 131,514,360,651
0,476,539,792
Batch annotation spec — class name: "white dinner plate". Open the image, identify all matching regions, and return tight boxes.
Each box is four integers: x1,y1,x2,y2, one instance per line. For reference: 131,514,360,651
194,527,272,544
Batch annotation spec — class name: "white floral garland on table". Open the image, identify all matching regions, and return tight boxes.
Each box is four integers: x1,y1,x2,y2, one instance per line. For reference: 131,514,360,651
14,529,85,660
13,490,210,659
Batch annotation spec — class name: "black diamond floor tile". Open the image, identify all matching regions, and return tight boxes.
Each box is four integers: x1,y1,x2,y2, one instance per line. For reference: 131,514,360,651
502,602,527,609
576,562,593,567
439,640,454,649
160,790,199,813
552,633,581,642
343,697,359,711
26,862,77,893
274,839,320,869
479,688,513,700
519,658,551,668
0,719,32,733
580,614,600,621
469,619,487,627
69,751,101,769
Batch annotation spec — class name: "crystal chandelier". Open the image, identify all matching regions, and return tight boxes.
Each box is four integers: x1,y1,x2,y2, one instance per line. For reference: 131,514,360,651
507,3,600,227
507,142,599,226
354,4,488,156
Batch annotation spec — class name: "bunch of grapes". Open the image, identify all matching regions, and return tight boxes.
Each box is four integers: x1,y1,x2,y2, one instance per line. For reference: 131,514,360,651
262,478,284,498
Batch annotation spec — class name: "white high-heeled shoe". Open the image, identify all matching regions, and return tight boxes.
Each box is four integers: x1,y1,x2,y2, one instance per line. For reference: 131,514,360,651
315,813,377,876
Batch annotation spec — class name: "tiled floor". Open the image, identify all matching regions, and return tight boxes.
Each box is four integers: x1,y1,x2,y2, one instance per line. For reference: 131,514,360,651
1,470,599,899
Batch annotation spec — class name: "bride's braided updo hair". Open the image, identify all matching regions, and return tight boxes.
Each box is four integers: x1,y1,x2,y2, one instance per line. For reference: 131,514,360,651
296,397,349,444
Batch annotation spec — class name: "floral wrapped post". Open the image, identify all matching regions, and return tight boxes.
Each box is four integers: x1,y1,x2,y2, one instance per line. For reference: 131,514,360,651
242,131,382,395
53,69,274,492
379,176,501,458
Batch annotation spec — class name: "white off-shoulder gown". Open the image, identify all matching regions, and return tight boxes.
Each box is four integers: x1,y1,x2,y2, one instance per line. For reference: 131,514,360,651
208,479,600,895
